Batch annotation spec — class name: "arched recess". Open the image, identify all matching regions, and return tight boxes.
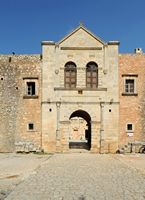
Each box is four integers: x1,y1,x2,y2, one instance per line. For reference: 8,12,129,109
64,61,77,88
69,110,91,150
86,61,98,88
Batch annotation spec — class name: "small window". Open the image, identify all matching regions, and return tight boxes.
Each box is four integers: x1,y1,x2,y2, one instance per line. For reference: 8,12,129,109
122,75,138,96
125,79,134,93
28,123,34,130
126,123,133,132
23,78,38,99
27,82,35,96
78,90,83,94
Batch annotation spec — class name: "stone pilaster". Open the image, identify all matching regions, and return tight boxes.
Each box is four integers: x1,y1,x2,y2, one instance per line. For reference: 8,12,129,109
90,121,100,153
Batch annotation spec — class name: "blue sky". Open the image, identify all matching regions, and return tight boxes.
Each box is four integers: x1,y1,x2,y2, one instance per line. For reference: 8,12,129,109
0,0,145,54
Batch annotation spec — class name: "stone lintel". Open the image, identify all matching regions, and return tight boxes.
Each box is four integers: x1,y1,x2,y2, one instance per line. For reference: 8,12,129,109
122,74,138,77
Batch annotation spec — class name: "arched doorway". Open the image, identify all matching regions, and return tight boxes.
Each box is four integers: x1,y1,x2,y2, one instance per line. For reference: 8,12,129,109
69,110,91,150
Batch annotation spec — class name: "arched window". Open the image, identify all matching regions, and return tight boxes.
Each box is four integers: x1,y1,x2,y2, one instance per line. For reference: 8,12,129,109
86,62,98,88
64,62,76,88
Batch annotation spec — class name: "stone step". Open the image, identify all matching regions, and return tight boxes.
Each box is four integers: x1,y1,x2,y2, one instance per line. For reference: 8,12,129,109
69,149,90,153
69,141,89,149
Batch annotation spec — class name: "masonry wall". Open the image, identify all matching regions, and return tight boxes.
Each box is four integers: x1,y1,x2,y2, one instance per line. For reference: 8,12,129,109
4,27,145,153
119,54,145,149
0,55,42,152
41,27,119,153
0,56,19,152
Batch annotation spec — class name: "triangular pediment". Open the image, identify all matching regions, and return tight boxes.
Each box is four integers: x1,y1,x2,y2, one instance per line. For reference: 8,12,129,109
57,25,106,48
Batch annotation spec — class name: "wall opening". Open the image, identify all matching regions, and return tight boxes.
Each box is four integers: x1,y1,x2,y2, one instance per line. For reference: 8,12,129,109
69,110,91,150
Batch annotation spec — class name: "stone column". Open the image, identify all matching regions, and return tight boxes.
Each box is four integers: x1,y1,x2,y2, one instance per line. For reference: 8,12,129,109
60,121,70,152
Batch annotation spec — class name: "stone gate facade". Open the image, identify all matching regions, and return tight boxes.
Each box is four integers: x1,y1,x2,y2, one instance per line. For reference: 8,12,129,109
0,25,145,153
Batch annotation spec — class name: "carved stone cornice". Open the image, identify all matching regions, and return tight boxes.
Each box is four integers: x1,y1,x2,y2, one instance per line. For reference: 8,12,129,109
60,47,102,50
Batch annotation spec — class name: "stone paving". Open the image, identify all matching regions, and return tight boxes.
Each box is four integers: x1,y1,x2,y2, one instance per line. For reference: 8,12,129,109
3,153,145,200
0,153,50,200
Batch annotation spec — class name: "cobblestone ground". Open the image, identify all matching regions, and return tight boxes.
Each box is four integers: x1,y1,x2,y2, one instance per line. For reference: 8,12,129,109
5,154,145,200
0,153,50,200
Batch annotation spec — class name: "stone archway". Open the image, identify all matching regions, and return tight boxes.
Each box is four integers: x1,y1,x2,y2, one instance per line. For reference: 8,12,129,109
69,110,91,150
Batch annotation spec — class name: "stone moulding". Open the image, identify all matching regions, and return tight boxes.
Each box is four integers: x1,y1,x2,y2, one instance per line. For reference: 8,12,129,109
60,47,102,50
41,101,119,105
54,87,107,91
23,77,39,79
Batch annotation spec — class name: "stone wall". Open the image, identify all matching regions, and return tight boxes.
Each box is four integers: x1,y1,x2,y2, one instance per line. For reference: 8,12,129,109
0,55,42,152
119,53,145,150
41,26,119,153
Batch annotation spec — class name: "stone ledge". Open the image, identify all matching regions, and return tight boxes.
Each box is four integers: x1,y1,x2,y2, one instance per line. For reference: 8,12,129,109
23,95,39,99
122,93,138,96
54,87,107,91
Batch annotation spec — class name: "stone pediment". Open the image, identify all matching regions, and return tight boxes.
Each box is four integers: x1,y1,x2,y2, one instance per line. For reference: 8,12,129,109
58,25,106,48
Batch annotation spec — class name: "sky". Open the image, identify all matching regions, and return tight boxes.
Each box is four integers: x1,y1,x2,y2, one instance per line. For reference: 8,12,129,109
0,0,145,54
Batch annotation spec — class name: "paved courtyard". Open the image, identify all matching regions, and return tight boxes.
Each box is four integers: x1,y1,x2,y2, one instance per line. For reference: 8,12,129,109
0,153,145,200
